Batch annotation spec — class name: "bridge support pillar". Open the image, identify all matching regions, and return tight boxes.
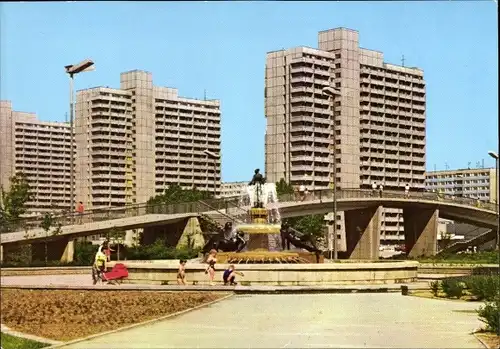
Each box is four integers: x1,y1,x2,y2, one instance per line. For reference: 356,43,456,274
60,239,74,263
403,208,438,257
31,237,74,263
0,245,3,263
343,206,382,260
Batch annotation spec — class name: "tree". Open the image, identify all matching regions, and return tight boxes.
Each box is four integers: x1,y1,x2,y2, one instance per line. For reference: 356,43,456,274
40,212,62,264
147,184,214,208
275,178,294,197
0,172,33,223
287,214,326,245
108,227,126,260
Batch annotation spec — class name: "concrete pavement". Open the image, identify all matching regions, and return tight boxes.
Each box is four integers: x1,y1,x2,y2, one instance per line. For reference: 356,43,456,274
0,275,431,293
59,293,483,348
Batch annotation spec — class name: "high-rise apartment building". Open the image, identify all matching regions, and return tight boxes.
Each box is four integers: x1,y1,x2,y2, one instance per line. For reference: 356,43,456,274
425,168,498,204
75,70,221,209
265,27,426,244
0,100,74,213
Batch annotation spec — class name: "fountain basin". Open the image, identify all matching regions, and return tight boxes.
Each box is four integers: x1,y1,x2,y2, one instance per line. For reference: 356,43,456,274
109,260,419,286
235,223,281,234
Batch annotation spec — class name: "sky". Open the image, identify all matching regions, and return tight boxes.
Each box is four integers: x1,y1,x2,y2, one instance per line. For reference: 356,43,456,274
1,1,498,182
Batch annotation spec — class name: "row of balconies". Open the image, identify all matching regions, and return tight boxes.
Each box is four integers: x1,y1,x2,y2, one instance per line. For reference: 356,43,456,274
362,134,425,145
155,119,220,128
155,164,218,171
360,139,426,148
290,66,330,76
361,68,424,82
360,159,424,168
156,170,219,177
366,114,425,125
156,128,220,136
291,96,330,105
290,115,332,126
361,76,425,89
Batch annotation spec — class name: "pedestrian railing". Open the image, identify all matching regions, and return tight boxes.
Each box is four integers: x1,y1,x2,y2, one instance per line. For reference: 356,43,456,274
1,188,497,235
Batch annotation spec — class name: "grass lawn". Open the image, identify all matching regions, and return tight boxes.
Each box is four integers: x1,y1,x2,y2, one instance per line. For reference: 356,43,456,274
0,332,48,349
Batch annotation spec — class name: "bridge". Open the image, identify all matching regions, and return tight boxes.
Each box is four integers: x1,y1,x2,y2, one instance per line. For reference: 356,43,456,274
0,189,497,261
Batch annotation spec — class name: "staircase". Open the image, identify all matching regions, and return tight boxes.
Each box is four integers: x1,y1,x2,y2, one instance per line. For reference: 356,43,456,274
438,229,495,255
197,199,249,234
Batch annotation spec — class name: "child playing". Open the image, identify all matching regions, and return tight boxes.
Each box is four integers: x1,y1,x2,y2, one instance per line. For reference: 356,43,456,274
177,259,187,285
205,249,217,286
223,264,244,286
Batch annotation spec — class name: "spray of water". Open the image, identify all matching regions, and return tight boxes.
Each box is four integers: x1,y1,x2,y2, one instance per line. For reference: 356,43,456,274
232,183,282,251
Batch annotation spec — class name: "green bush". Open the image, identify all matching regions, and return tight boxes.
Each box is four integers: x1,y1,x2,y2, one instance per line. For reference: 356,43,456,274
416,251,499,265
430,280,440,296
441,278,464,298
477,297,500,333
464,275,499,301
127,239,200,260
74,241,97,266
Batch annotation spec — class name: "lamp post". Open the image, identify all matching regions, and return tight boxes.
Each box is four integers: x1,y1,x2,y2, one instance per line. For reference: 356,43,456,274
487,150,499,251
322,86,341,260
64,59,95,217
203,149,219,198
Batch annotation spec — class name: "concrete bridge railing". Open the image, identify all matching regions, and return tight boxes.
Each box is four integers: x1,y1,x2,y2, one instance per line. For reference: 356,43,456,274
1,188,497,235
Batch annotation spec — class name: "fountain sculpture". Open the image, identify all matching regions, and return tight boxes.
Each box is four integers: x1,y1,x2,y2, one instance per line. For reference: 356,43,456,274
203,169,322,263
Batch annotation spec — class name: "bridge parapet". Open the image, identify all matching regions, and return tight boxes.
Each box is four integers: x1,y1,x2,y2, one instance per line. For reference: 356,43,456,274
1,189,496,234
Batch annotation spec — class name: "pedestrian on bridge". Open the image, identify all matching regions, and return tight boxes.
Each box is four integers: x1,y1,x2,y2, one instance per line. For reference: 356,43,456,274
379,184,384,198
405,184,410,198
76,201,84,224
372,182,377,197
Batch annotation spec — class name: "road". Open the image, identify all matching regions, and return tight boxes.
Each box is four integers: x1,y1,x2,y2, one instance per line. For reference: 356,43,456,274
62,293,483,348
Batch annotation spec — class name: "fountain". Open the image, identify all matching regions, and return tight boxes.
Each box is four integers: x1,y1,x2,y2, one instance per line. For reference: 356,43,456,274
117,169,420,284
212,169,320,264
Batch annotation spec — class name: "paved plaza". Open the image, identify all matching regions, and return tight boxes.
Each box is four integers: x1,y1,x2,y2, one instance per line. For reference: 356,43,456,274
61,293,482,348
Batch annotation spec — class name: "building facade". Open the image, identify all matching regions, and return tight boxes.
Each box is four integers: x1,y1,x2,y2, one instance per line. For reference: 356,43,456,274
0,100,74,213
75,70,221,209
425,168,497,203
264,27,427,244
220,181,247,198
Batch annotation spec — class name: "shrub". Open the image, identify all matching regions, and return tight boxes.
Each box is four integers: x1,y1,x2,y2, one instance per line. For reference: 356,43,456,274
74,241,97,266
430,280,440,296
126,239,200,261
477,297,500,333
416,251,499,265
441,278,464,298
464,275,499,301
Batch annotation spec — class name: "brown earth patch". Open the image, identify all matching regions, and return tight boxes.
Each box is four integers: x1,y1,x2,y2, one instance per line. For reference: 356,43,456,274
1,289,229,342
476,332,500,349
1,269,90,277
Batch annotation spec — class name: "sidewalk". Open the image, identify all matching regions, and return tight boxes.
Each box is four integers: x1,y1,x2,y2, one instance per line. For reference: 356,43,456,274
1,274,430,293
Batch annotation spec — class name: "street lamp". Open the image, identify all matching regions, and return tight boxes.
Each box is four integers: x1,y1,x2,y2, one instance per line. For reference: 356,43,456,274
203,149,219,198
65,59,95,216
487,150,499,250
322,86,341,260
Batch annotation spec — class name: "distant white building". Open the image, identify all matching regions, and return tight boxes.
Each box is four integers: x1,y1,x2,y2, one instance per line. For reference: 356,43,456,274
425,167,497,203
219,181,247,198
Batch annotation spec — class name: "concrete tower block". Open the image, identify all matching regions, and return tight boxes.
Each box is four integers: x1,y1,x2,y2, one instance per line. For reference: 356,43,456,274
403,208,438,258
343,206,382,260
176,217,205,250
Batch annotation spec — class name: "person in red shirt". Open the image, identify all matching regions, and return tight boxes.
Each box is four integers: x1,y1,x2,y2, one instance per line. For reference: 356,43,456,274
76,201,84,224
